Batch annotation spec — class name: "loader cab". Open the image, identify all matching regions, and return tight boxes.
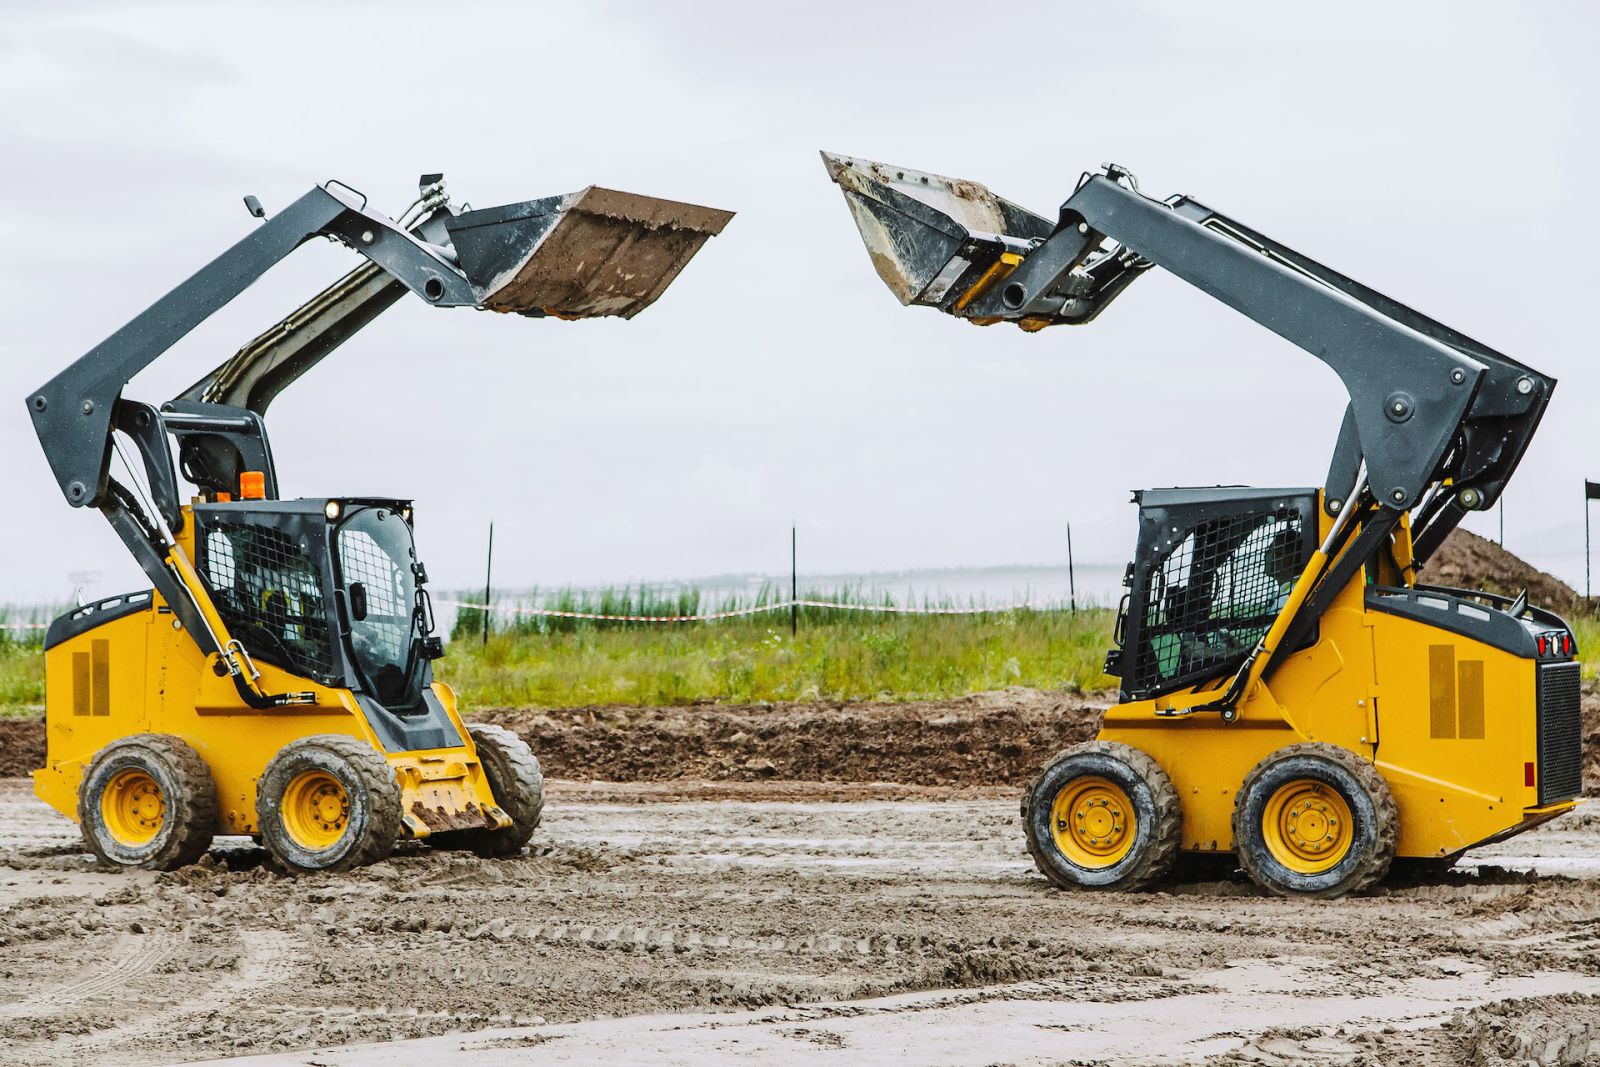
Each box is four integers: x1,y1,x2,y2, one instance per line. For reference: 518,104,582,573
191,497,442,714
1104,487,1318,703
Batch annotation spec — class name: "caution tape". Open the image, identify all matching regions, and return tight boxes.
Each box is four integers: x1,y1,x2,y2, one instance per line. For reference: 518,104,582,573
0,622,48,631
441,600,788,623
795,599,1039,615
439,598,1053,623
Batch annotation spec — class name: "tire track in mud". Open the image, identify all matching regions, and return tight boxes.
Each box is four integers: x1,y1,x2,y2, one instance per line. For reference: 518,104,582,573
0,927,180,1019
4,780,1600,1065
39,928,296,1064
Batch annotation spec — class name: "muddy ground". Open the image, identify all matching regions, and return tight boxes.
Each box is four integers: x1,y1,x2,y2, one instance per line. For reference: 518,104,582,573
2,531,1595,1064
4,775,1600,1066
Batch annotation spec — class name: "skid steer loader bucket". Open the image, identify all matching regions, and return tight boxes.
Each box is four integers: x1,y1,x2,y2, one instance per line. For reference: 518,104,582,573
446,187,733,319
821,151,1053,313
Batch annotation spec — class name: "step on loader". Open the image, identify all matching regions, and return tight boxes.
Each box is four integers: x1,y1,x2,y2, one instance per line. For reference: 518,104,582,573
822,152,1581,898
27,174,732,873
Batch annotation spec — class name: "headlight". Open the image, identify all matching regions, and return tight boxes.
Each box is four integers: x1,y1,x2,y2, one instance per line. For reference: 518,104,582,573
401,505,413,523
324,500,342,521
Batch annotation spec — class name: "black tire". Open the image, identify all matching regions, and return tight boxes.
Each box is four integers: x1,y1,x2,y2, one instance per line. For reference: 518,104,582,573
1022,740,1181,890
430,724,544,858
256,734,401,874
1233,742,1398,899
78,734,217,870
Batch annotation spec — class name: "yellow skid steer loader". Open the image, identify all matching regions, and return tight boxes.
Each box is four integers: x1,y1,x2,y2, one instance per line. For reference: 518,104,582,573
822,152,1580,898
28,174,732,873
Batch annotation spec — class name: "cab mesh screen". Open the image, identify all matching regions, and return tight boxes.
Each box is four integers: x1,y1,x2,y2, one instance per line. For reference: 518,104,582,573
337,528,409,668
198,520,333,680
1129,504,1306,695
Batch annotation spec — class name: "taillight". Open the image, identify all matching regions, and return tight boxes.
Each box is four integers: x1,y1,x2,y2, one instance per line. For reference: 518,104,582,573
1562,634,1574,656
1537,635,1549,655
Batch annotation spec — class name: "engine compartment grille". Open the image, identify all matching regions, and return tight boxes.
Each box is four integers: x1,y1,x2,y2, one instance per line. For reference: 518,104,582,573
1537,660,1582,805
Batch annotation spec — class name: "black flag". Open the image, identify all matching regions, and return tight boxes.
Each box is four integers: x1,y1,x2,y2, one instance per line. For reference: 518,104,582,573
1588,480,1600,501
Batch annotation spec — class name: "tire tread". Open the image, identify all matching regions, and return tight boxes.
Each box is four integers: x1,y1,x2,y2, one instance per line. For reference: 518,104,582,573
1021,740,1181,891
434,724,544,858
78,733,217,871
1233,742,1398,899
256,734,401,874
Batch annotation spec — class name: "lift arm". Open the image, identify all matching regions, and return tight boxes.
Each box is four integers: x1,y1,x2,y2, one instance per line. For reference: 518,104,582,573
821,153,1552,555
823,152,1553,710
29,178,732,513
26,174,731,704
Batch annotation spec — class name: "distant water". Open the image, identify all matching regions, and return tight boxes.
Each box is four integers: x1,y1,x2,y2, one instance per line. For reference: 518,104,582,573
690,564,1126,609
439,563,1125,632
4,565,1127,637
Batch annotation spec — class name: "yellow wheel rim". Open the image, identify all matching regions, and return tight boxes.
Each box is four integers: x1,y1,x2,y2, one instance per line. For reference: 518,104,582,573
101,768,165,847
1049,775,1137,869
1262,778,1353,874
280,770,351,851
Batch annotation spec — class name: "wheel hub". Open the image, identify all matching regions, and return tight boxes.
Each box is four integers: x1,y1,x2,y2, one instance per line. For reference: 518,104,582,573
1262,779,1353,874
101,768,165,847
282,770,351,851
1050,775,1136,869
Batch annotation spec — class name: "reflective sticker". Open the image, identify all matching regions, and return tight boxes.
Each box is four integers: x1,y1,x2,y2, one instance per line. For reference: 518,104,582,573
72,651,91,716
91,639,110,716
1429,645,1456,739
1457,659,1485,740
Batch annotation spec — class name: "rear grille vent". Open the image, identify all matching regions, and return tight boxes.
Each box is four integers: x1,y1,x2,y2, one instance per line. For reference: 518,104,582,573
1536,660,1582,805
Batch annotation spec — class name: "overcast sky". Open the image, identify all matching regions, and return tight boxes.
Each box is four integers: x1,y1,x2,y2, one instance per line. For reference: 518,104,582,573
1,1,1596,604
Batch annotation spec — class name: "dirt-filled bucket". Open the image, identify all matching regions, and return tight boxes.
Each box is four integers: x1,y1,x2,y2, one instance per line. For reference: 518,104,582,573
445,188,734,319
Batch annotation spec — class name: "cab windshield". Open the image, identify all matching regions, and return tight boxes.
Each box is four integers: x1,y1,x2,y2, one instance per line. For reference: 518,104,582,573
336,506,421,707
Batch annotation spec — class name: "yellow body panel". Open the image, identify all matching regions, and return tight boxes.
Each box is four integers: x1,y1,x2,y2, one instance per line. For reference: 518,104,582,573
35,591,505,839
1099,506,1576,860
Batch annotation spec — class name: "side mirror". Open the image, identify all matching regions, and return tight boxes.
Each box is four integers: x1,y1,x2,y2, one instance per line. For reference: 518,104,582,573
349,582,368,621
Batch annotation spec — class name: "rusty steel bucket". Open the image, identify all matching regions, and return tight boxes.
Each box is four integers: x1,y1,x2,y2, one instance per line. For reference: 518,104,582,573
820,151,1055,316
446,187,734,319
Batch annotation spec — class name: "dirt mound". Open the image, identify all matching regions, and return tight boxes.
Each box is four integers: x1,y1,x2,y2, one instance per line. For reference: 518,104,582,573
1424,528,1580,611
0,720,42,778
2,680,1595,795
0,690,1106,789
1586,682,1600,799
475,687,1108,787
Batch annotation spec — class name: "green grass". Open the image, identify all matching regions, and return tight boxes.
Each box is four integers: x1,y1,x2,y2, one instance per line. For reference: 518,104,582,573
0,620,46,717
1571,615,1600,682
1,586,1595,716
0,590,1115,713
440,605,1117,708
